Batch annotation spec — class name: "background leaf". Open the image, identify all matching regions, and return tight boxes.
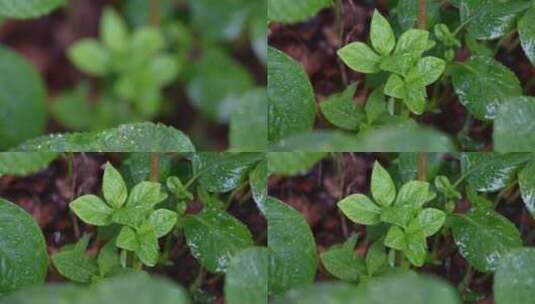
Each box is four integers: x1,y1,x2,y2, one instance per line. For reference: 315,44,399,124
224,247,268,304
267,152,326,176
319,83,364,131
0,0,65,18
0,152,57,176
268,47,316,142
494,248,535,304
268,0,331,24
0,198,48,294
494,96,535,152
229,88,268,151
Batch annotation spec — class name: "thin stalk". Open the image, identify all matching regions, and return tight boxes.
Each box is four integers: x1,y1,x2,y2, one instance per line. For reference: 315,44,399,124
417,153,428,181
418,0,427,30
457,265,474,292
149,153,160,182
149,0,161,27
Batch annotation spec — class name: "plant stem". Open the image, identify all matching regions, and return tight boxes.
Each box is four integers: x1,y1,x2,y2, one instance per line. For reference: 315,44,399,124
457,265,473,292
418,0,427,30
417,153,428,181
150,153,160,182
149,0,161,27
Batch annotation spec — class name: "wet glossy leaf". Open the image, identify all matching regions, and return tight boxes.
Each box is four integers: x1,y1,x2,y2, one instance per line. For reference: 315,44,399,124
320,236,366,282
370,10,395,56
184,208,253,273
13,122,195,152
229,88,268,151
268,0,331,24
70,195,114,226
460,153,531,192
267,152,326,176
371,161,396,207
268,47,316,141
337,42,381,73
269,130,361,152
0,152,57,176
192,153,263,193
0,45,47,149
267,197,317,295
338,194,382,225
494,96,535,152
0,198,48,294
319,83,364,131
518,6,535,66
460,0,530,40
249,159,267,213
0,0,65,18
494,248,535,304
451,56,522,120
449,208,522,272
518,160,535,218
224,247,268,304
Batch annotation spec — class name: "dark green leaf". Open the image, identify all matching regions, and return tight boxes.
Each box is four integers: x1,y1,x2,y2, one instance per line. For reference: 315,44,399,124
52,236,98,283
494,96,535,152
518,6,535,66
451,56,522,120
494,248,535,304
0,198,48,294
269,130,361,152
268,0,331,24
397,0,441,31
518,160,535,218
249,159,267,214
267,152,325,175
268,47,316,141
184,208,254,273
320,235,366,282
319,83,364,131
449,208,522,272
0,0,65,18
267,197,317,295
0,152,57,176
273,283,361,304
229,88,268,151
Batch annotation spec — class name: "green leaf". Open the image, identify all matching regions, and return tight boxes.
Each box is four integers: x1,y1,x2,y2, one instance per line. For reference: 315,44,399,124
50,85,94,131
404,220,427,266
384,226,406,250
380,205,413,228
435,176,462,200
267,197,317,295
0,152,57,176
397,0,441,31
273,282,361,304
370,10,395,56
0,45,47,149
52,236,99,283
394,29,429,57
268,47,316,141
320,235,366,282
136,225,159,266
267,152,325,175
518,6,535,66
269,130,362,152
130,27,164,56
229,88,268,151
412,56,445,85
379,53,415,76
192,153,263,193
365,87,386,124
187,48,253,123
190,0,252,41
338,194,382,225
127,181,163,207
449,208,523,272
320,83,364,131
518,160,535,218
70,195,114,226
268,0,331,24
0,198,48,294
371,161,396,207
403,81,427,115
97,241,119,276
166,176,193,202
396,181,430,208
494,248,535,304
366,240,387,275
224,247,268,304
451,56,522,120
148,209,177,238
103,163,127,209
101,7,129,53
355,124,456,152
68,39,110,76
460,0,530,40
112,205,151,228
14,122,196,152
116,226,139,251
184,208,253,273
337,42,381,73
460,153,531,192
417,208,446,237
384,74,406,99
0,0,65,18
494,96,535,152
249,160,267,214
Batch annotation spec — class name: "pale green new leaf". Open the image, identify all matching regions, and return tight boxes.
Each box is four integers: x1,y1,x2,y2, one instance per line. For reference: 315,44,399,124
396,181,430,208
101,7,129,53
102,163,127,209
371,161,396,207
518,160,535,218
394,29,429,57
417,208,446,237
338,194,382,225
128,181,163,207
68,39,110,76
413,56,445,85
148,209,177,238
384,226,406,250
136,226,159,266
337,42,381,74
370,10,395,56
70,195,114,226
384,74,406,99
116,226,139,251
